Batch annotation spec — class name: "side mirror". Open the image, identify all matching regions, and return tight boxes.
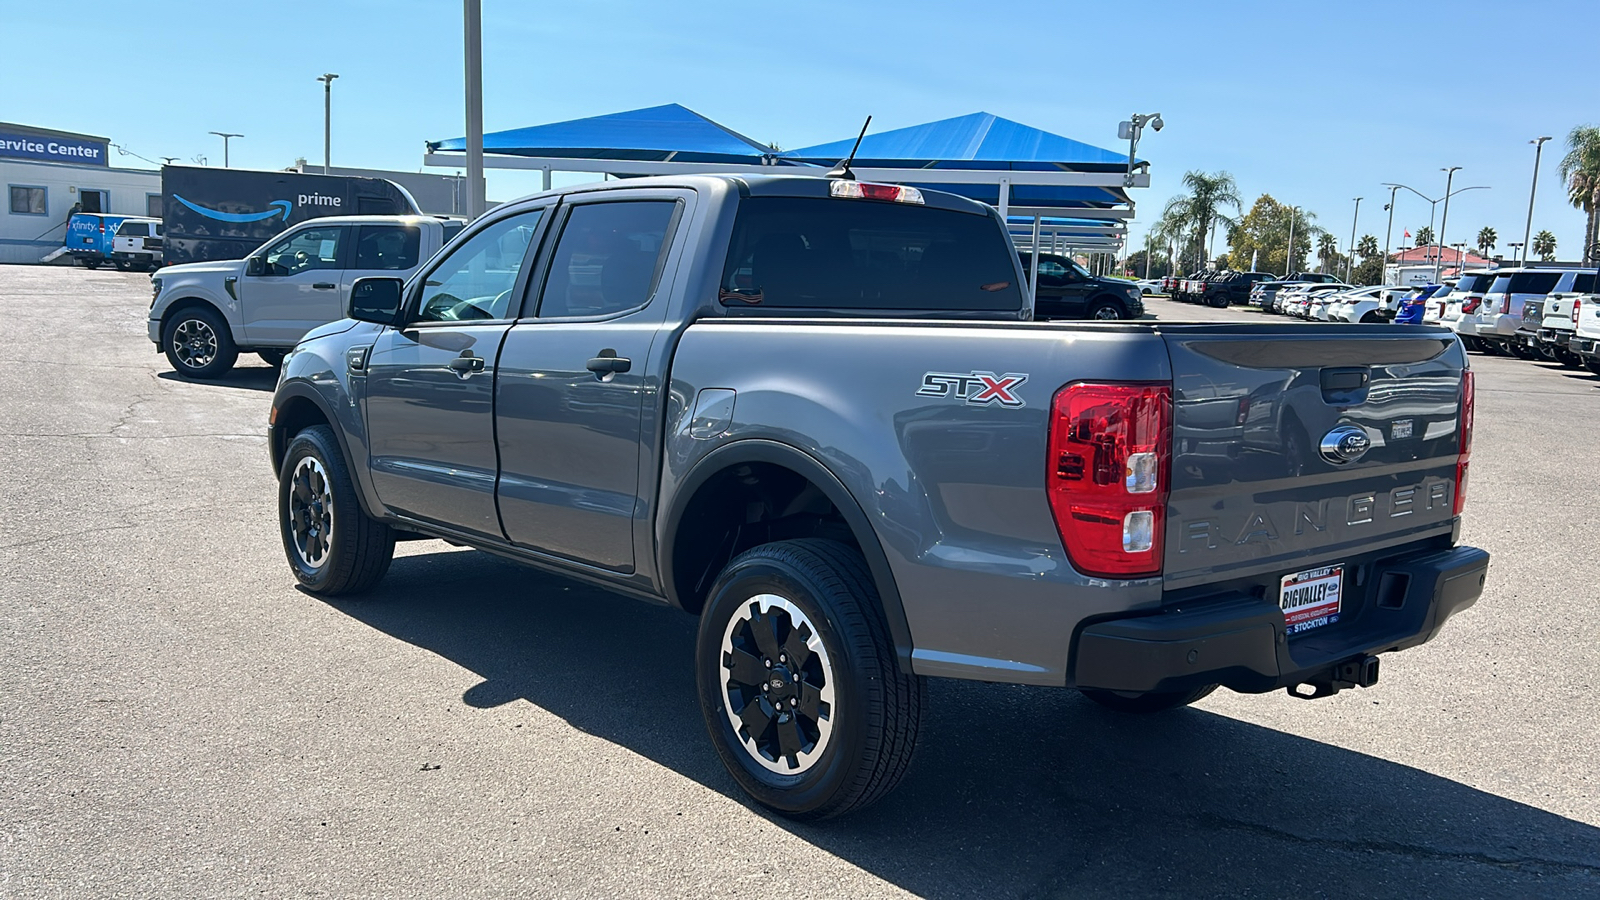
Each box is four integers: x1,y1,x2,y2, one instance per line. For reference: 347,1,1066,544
349,276,406,325
245,256,264,277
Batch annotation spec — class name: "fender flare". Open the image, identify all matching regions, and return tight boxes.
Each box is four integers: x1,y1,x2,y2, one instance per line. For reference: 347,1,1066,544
659,439,915,674
270,381,381,521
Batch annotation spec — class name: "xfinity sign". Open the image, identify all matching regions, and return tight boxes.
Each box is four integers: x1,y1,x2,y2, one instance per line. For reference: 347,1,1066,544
0,131,108,166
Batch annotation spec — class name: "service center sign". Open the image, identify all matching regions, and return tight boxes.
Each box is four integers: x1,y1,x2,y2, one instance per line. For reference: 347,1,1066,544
0,131,108,166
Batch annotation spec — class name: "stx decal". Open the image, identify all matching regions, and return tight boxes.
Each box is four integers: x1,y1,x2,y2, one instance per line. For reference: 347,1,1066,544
917,371,1029,408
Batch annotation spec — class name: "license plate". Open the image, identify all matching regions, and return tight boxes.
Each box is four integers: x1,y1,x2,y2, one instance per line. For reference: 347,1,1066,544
1280,564,1343,635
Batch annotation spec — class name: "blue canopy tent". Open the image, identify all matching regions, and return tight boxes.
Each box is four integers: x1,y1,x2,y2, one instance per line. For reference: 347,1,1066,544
424,106,1145,263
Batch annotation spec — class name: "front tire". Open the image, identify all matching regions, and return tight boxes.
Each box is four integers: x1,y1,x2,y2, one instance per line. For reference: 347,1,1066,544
257,349,287,368
1087,297,1129,320
1080,684,1218,713
695,539,924,820
162,305,238,379
278,425,395,595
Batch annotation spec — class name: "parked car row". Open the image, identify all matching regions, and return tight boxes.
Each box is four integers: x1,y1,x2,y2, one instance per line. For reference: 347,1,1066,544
1160,269,1278,307
1241,263,1600,375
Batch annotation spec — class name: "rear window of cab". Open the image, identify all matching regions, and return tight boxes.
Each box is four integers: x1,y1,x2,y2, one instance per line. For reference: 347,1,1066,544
719,197,1023,312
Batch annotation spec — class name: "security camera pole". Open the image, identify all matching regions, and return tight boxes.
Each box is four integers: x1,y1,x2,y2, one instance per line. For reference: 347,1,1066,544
317,73,338,174
1119,113,1163,189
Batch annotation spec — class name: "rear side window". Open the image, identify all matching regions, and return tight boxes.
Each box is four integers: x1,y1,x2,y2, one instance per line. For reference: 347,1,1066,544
720,197,1022,311
116,222,149,237
1508,272,1561,294
538,200,678,318
1573,273,1595,293
355,224,421,270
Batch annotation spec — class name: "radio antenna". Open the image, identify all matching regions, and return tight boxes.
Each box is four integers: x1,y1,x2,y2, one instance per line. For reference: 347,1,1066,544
826,115,872,181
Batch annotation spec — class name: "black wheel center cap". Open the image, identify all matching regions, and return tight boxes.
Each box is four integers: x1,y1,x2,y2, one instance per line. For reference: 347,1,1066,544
766,665,796,702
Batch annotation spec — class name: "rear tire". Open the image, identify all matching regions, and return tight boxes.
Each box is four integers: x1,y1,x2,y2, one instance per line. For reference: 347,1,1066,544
1508,341,1537,360
1584,357,1600,376
278,425,395,595
1557,348,1583,368
696,539,924,820
1081,684,1218,713
83,259,102,270
161,305,238,379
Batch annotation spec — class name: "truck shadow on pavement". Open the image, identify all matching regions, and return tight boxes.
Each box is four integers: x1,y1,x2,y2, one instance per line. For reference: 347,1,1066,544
156,365,279,392
322,547,1600,899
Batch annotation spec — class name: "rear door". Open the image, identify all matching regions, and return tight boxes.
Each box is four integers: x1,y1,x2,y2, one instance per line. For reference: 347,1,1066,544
1161,328,1466,591
342,222,424,293
493,192,687,572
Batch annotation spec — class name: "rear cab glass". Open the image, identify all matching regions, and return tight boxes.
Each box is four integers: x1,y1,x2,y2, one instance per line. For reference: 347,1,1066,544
116,221,149,238
1507,272,1562,294
719,197,1023,313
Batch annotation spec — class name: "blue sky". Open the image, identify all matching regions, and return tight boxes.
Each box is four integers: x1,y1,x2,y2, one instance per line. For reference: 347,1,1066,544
6,0,1594,260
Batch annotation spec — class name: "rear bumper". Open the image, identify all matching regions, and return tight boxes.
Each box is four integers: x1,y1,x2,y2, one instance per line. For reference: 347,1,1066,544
1072,544,1489,695
1573,336,1600,357
1537,328,1573,348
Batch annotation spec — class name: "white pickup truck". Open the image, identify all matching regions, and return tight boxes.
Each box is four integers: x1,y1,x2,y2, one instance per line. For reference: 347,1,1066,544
1566,291,1600,374
148,215,463,378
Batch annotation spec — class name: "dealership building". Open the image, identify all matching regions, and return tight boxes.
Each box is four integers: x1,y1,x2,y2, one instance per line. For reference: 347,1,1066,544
1,122,161,265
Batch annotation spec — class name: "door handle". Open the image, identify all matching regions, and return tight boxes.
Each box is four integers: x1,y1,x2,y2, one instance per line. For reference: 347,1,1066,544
585,353,631,375
312,282,336,290
448,353,485,373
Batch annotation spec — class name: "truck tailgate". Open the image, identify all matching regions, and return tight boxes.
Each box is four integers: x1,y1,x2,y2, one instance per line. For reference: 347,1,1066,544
1160,326,1466,591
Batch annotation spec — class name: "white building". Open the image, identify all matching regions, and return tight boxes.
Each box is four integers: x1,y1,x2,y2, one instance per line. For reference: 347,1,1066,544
2,122,160,265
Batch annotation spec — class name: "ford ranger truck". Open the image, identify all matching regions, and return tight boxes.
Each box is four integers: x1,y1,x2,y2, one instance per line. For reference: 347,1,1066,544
148,215,462,378
267,174,1490,820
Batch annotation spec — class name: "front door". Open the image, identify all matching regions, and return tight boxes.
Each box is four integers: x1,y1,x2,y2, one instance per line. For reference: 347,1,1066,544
363,207,550,538
1034,257,1087,317
495,195,684,572
238,224,348,345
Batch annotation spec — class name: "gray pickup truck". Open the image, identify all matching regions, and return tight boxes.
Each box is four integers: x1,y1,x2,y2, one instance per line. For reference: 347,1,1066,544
268,174,1489,819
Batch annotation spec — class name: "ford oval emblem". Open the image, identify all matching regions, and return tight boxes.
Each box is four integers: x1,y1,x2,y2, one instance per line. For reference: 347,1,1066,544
1319,425,1371,465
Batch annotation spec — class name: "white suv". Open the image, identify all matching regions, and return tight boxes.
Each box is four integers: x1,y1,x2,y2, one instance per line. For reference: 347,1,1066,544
1456,267,1590,354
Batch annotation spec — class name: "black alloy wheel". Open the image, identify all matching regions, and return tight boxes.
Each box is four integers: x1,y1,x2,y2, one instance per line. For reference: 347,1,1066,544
278,425,395,595
696,539,923,820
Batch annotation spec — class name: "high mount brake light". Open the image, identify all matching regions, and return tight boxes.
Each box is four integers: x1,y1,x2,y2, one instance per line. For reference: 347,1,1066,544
1455,370,1474,516
1047,383,1172,578
829,180,924,204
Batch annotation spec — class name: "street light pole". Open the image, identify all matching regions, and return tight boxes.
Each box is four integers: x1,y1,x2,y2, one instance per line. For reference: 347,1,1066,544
316,74,338,174
1435,167,1462,283
464,0,486,219
1347,196,1362,282
1522,136,1552,265
1285,206,1297,277
1382,184,1400,284
208,132,242,168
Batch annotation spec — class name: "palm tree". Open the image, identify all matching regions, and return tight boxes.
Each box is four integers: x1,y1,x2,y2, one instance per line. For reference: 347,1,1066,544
1558,125,1600,263
1415,226,1434,248
1534,229,1558,261
1317,232,1338,273
1159,171,1242,270
1357,234,1379,259
1476,226,1497,258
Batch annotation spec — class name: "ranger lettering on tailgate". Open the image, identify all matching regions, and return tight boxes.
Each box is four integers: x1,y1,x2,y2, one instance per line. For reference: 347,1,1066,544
1179,477,1455,552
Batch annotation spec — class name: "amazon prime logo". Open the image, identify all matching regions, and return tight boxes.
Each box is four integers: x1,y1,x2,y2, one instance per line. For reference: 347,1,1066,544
173,195,292,224
1319,425,1371,465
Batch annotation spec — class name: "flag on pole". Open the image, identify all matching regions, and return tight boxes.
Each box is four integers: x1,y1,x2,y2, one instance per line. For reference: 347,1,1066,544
1404,230,1411,238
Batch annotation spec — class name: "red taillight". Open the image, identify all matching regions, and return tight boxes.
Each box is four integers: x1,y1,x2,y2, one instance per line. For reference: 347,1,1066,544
1455,370,1474,516
1573,299,1582,324
1462,296,1481,314
1047,382,1171,578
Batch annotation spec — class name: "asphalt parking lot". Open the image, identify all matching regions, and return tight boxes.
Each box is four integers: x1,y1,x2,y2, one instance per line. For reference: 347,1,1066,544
3,267,1598,899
